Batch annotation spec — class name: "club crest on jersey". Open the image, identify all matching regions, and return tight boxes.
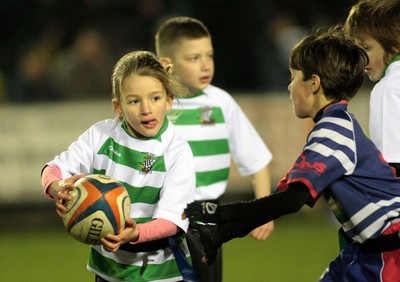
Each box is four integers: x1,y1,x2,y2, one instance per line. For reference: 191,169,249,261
199,107,215,125
139,152,159,174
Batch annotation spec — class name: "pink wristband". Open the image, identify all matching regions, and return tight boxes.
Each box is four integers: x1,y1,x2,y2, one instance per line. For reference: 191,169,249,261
41,165,62,198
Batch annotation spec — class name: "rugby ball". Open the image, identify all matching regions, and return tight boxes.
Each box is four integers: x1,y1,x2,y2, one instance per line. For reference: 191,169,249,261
62,174,131,245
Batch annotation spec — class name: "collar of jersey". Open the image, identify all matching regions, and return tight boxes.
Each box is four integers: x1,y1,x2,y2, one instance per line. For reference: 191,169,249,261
382,55,400,78
183,90,205,99
121,118,168,141
313,100,348,123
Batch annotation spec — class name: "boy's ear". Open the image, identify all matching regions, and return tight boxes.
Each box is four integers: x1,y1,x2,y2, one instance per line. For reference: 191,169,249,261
159,57,174,74
112,98,123,118
159,56,172,67
311,74,321,94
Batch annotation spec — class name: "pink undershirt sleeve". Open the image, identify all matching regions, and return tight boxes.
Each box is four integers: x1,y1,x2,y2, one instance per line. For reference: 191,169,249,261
133,219,179,244
41,165,62,198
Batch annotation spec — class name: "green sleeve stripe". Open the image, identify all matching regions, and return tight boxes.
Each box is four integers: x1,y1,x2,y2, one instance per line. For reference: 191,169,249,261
196,167,230,187
97,138,166,172
172,107,225,125
188,139,229,156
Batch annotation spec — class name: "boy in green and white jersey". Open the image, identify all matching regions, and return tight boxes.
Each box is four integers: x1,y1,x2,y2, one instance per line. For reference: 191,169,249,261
155,16,274,282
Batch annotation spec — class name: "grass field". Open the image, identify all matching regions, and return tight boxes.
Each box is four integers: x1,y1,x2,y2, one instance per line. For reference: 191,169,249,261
0,203,339,282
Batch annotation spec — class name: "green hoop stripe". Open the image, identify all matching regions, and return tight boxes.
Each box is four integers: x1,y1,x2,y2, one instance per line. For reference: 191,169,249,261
97,138,166,172
188,139,229,156
196,167,230,187
92,170,161,205
89,247,182,281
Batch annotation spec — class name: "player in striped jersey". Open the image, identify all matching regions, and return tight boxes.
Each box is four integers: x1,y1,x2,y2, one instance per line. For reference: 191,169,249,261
41,51,196,282
184,28,400,281
155,17,274,282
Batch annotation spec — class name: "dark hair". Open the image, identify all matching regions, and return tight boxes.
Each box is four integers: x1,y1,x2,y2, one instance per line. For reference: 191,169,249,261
290,27,368,101
344,0,400,64
155,16,211,57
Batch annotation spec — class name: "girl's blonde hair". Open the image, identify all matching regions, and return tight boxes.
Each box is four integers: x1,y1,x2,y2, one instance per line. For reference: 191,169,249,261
112,51,187,121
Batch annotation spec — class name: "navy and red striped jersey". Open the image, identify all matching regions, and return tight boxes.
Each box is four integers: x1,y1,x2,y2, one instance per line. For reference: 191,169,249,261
278,101,400,243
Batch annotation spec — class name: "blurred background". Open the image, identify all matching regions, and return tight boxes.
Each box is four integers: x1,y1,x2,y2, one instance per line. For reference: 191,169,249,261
1,1,372,281
0,0,360,104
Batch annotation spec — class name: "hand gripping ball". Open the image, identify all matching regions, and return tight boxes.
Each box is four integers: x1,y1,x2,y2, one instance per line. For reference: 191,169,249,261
62,174,131,245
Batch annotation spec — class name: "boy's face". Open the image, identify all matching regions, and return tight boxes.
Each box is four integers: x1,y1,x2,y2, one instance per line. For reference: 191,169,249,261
356,35,386,82
288,69,316,119
168,37,214,93
113,74,172,138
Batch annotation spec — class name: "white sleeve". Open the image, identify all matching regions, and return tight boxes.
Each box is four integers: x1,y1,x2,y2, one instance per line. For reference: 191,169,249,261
153,138,196,232
223,95,273,176
47,125,98,178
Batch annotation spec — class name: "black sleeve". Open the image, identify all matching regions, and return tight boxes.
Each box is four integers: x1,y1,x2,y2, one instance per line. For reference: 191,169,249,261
389,163,400,177
217,182,311,241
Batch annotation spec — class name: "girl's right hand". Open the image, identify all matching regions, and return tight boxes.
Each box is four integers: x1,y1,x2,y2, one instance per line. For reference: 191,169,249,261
49,174,85,218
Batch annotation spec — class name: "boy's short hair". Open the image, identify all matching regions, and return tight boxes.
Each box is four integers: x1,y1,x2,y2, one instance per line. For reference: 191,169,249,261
290,27,368,101
155,16,211,57
344,0,400,63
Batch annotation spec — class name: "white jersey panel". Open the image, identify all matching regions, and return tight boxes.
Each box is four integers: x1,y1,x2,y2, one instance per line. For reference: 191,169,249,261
369,61,400,163
174,123,231,141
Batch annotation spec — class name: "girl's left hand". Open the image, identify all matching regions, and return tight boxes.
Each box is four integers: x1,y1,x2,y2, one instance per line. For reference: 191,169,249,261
101,218,138,252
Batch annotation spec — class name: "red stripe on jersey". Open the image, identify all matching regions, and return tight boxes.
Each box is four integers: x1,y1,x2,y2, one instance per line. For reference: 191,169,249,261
381,249,400,281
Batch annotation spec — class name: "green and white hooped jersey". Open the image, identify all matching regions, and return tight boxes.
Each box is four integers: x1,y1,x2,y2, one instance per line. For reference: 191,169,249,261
172,84,272,201
48,118,195,282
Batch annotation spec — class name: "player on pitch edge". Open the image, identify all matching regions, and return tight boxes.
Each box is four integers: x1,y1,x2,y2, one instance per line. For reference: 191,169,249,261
183,27,400,281
155,16,274,282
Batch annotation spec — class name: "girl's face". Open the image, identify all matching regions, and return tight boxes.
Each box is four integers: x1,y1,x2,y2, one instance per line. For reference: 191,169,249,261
169,37,214,94
113,74,173,138
288,69,316,119
356,35,386,82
